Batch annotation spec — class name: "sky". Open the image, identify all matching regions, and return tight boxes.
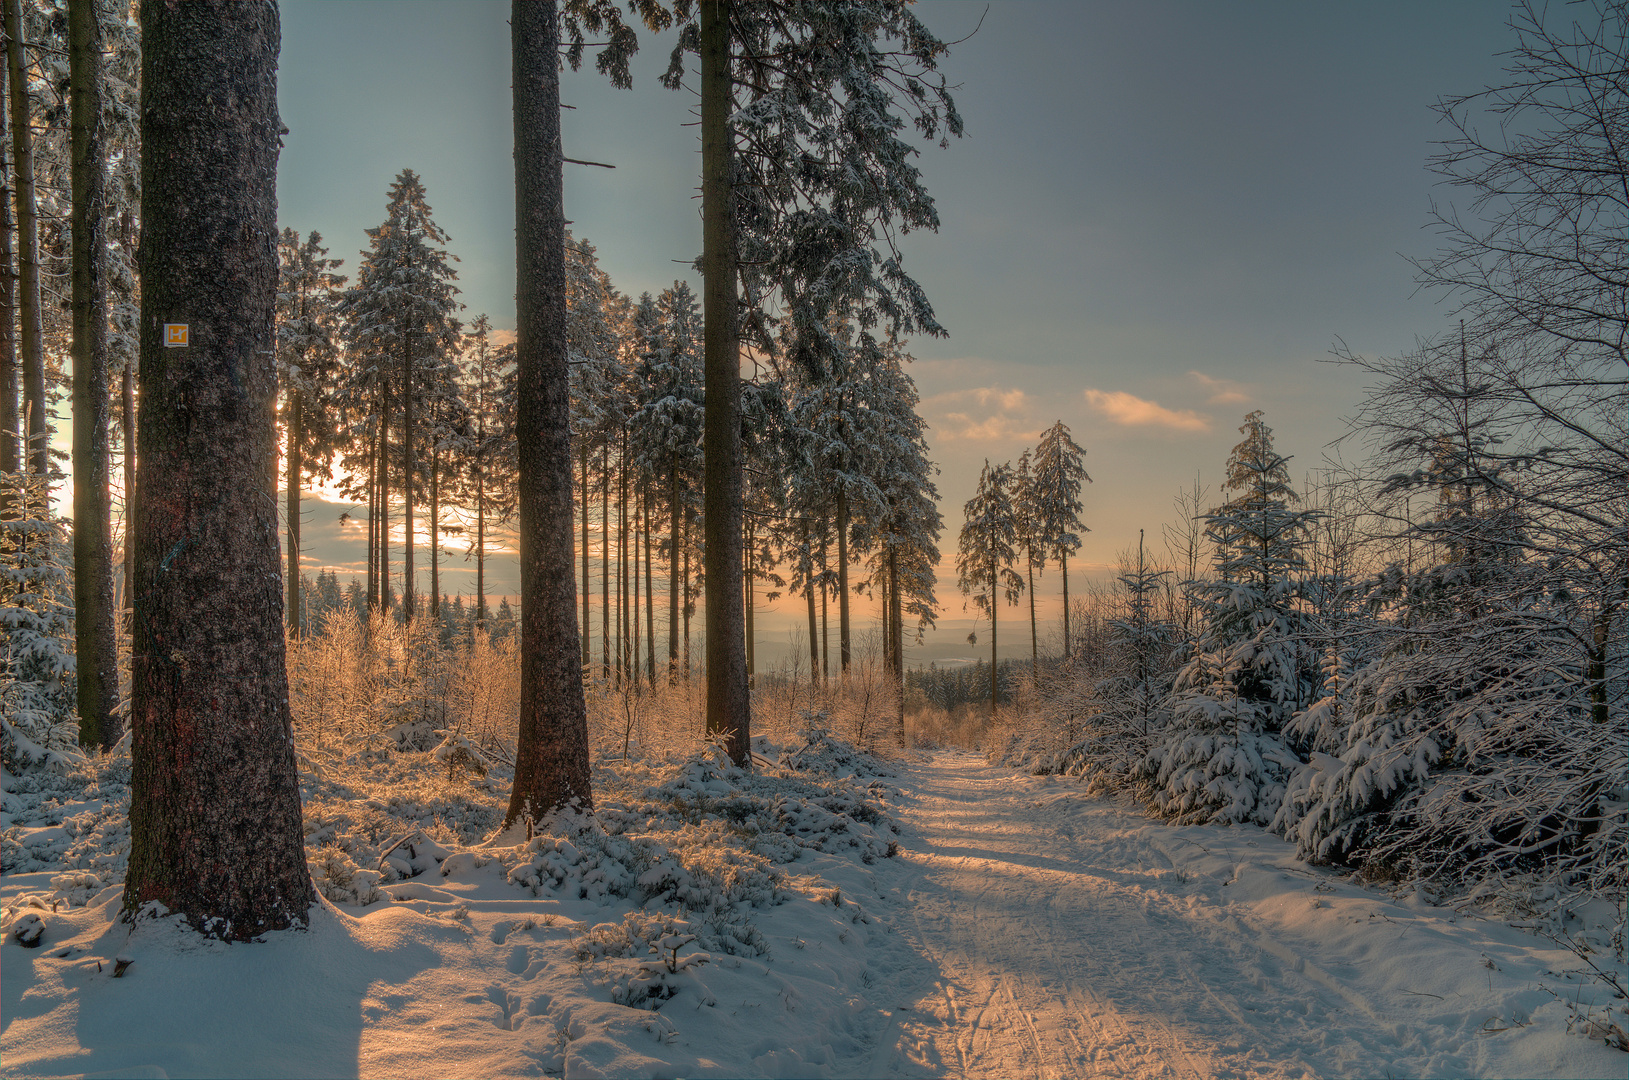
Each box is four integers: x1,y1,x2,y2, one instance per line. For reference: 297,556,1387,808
273,0,1519,668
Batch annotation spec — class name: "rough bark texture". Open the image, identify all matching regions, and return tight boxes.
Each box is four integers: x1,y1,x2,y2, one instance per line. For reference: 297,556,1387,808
6,0,44,479
700,0,750,764
506,0,591,828
125,0,314,938
70,0,120,750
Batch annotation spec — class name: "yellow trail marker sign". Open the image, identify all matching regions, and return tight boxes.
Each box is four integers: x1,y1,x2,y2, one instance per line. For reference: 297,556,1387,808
163,324,189,348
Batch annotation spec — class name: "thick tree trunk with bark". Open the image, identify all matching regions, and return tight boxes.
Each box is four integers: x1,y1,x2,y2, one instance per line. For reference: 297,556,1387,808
6,0,44,480
580,442,589,659
506,0,591,827
700,0,749,763
70,0,120,750
125,0,314,937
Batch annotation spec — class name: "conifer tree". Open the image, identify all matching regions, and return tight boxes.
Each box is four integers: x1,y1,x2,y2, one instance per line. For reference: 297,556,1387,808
456,314,514,628
1149,413,1321,826
341,169,461,619
957,459,1023,715
669,0,961,764
1030,420,1090,659
277,229,346,636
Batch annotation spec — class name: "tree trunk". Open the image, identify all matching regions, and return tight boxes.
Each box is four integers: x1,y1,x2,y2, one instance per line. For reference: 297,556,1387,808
601,439,610,679
121,360,135,614
126,0,314,936
70,0,120,751
365,402,376,610
803,521,818,687
0,53,15,506
668,460,678,682
643,478,655,685
285,387,302,634
579,441,588,658
889,546,903,744
401,332,415,619
681,505,690,679
430,439,440,619
619,427,629,683
819,530,828,682
475,443,486,627
989,556,998,716
379,380,391,613
744,517,754,687
1027,550,1037,677
1060,551,1069,663
6,0,45,481
837,488,850,675
506,0,590,827
700,0,749,764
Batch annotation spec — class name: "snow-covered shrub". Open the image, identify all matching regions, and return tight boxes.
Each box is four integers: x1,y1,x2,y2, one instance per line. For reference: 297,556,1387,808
0,472,80,775
308,844,382,906
573,912,712,1009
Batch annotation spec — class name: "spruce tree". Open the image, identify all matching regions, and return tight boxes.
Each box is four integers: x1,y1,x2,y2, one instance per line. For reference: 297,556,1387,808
957,460,1023,715
341,170,461,620
1149,413,1321,826
276,229,346,636
1030,420,1090,660
669,0,961,764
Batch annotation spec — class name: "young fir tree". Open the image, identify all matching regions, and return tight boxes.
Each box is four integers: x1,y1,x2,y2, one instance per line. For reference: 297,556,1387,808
341,169,461,619
1149,412,1321,827
276,229,346,637
956,460,1024,716
125,0,315,938
1030,420,1090,660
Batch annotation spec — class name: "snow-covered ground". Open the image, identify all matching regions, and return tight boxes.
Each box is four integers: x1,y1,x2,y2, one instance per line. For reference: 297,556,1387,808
3,744,1624,1078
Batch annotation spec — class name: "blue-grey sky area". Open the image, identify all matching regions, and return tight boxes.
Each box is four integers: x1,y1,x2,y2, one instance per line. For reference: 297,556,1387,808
275,0,1515,666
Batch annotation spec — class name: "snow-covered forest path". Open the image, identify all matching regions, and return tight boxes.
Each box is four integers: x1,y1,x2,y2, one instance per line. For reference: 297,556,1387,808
847,750,1608,1080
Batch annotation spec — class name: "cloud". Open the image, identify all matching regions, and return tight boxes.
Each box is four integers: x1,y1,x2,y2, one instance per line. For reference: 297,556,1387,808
920,386,1044,443
1189,370,1250,406
1082,388,1209,432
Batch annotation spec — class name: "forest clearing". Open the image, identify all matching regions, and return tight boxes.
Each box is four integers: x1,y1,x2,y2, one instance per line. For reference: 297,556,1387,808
1,0,1625,1077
